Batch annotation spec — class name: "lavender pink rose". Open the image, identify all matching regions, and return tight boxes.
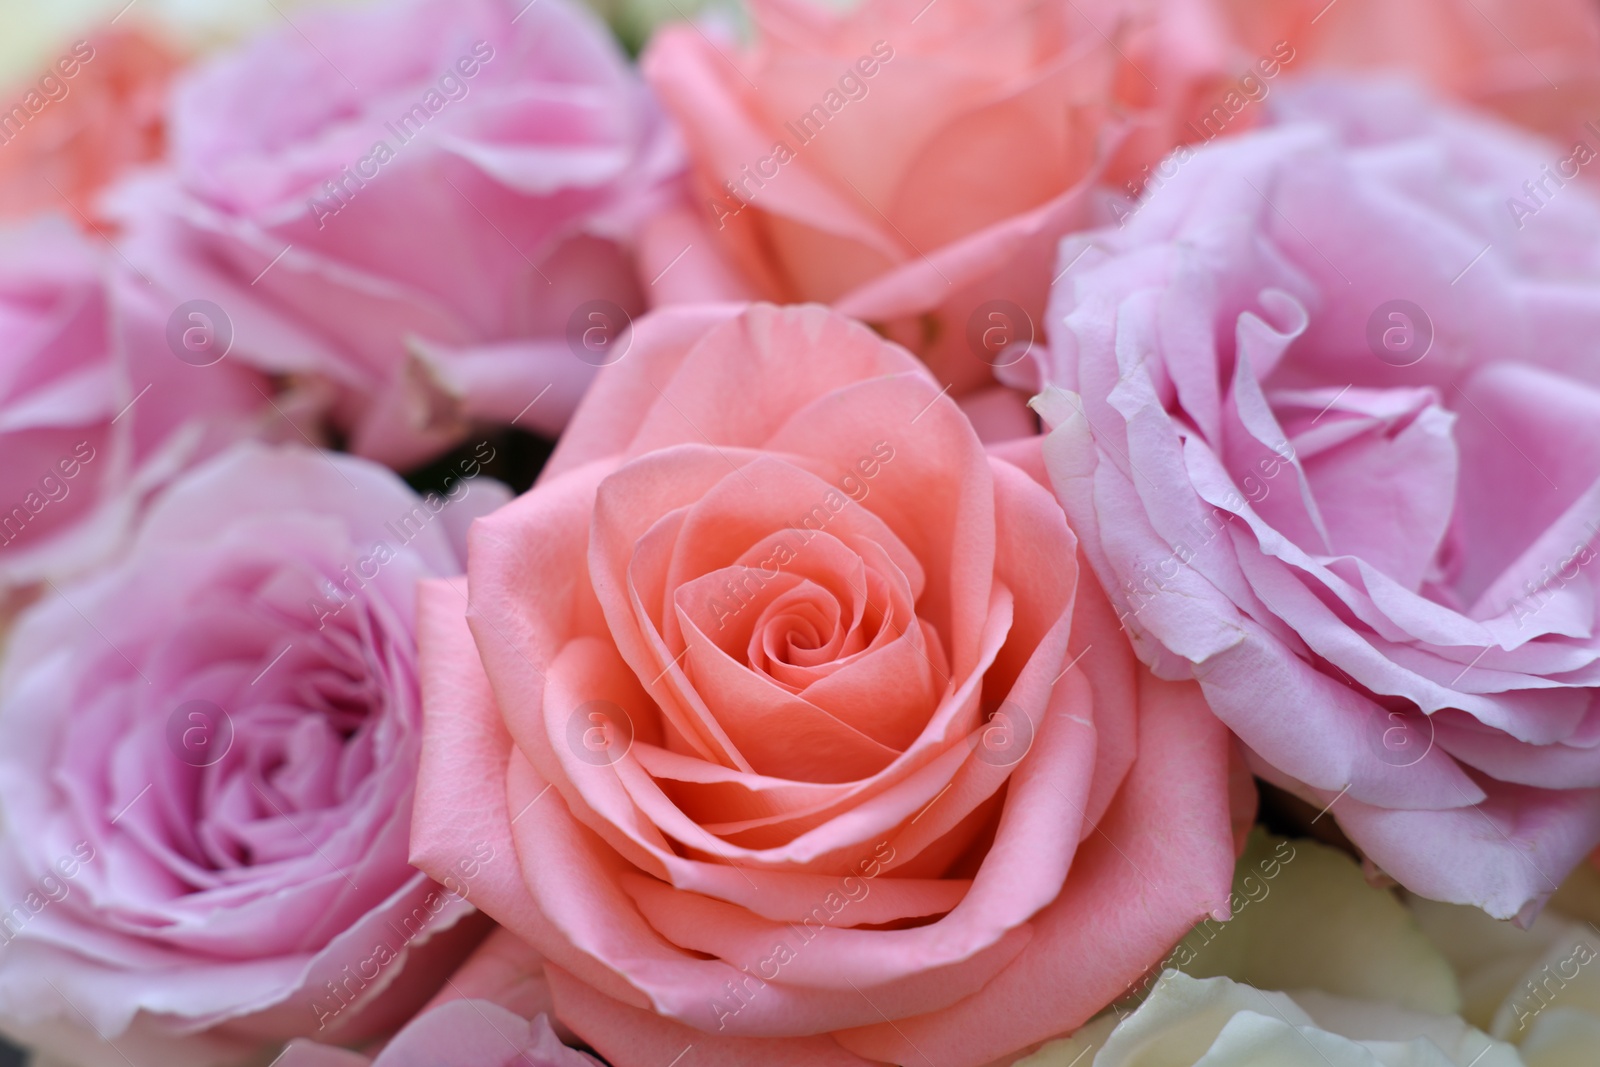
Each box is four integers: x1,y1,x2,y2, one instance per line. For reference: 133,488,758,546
1034,79,1600,921
0,444,506,1065
0,219,264,592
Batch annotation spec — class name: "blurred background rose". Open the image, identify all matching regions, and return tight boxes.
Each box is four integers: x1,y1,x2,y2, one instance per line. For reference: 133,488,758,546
637,0,1261,427
105,0,680,472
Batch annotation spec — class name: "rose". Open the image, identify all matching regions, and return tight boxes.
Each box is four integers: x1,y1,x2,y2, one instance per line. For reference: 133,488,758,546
0,218,265,592
1025,832,1518,1067
0,443,508,1066
1411,860,1600,1066
0,29,181,226
637,0,1265,415
1033,77,1600,923
1020,972,1520,1067
276,1003,596,1067
1208,0,1600,149
277,929,599,1066
409,301,1238,1067
106,0,681,471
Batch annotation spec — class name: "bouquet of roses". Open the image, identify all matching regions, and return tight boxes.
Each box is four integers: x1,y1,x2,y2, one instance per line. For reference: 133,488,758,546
1,0,1599,1064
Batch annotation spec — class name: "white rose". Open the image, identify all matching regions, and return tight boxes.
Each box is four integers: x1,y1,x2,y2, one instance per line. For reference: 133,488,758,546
1411,862,1600,1067
1019,972,1521,1067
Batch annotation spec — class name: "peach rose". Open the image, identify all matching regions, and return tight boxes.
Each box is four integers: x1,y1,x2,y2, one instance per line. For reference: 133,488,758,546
410,302,1238,1066
638,0,1265,412
1214,0,1600,149
0,28,182,226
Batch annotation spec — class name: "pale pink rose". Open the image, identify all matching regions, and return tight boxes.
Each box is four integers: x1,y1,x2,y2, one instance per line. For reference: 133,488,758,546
410,302,1238,1067
1213,0,1600,150
277,929,597,1066
275,1003,596,1067
106,0,680,471
0,444,511,1066
639,0,1270,405
1034,78,1600,923
0,218,265,591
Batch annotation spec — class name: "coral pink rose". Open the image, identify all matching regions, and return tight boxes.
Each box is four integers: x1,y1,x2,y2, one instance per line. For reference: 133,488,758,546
1213,0,1600,149
410,302,1238,1067
0,28,183,226
107,0,680,471
0,444,508,1065
1034,79,1600,923
0,218,264,591
638,0,1273,413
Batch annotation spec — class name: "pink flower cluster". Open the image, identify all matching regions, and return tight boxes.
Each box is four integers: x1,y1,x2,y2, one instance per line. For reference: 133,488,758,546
0,0,1598,1064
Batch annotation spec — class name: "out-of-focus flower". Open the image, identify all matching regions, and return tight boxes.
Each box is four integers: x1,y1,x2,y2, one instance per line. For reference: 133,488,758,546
1035,78,1600,921
1212,0,1600,150
1023,833,1514,1066
108,0,680,471
637,0,1280,422
0,218,266,592
1412,861,1600,1067
0,29,182,226
0,444,508,1066
1018,971,1520,1067
1127,833,1461,1018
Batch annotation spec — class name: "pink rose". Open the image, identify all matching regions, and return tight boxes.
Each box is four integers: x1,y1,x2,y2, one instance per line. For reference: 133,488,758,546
638,0,1262,414
1034,79,1600,922
410,302,1238,1066
107,0,680,471
0,219,264,590
277,929,597,1066
0,444,508,1065
276,1003,594,1067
